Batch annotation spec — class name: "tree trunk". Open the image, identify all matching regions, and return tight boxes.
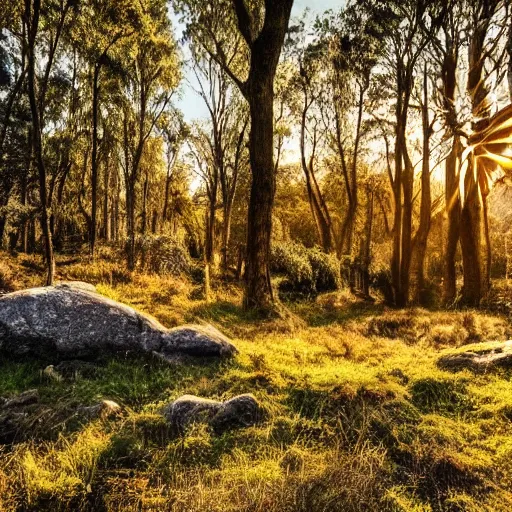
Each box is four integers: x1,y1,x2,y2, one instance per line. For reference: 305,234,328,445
230,0,293,312
460,10,492,305
398,134,414,307
102,161,111,241
222,200,233,272
391,117,403,306
25,0,54,285
410,68,432,306
359,186,374,297
90,64,100,257
204,191,217,302
205,183,217,271
126,180,136,271
346,84,365,262
444,136,461,304
300,91,333,253
112,168,120,242
460,160,483,306
244,79,275,311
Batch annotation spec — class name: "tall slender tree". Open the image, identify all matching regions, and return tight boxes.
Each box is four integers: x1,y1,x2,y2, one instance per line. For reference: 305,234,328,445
177,0,294,312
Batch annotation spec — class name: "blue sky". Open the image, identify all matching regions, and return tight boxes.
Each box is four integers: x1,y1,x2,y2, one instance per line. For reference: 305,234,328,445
173,0,344,122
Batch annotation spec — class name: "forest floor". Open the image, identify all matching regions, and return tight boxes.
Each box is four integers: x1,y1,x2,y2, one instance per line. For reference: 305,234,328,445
1,250,512,511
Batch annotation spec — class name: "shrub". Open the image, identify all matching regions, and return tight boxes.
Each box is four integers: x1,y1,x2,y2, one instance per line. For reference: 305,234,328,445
271,242,341,297
129,235,191,276
271,242,315,294
307,248,341,292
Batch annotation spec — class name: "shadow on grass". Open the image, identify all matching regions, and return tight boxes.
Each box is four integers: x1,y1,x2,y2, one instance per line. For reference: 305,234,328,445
0,352,233,409
190,294,387,335
289,296,386,328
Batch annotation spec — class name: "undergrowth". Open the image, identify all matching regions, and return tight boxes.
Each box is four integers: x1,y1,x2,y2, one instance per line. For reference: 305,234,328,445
0,251,512,511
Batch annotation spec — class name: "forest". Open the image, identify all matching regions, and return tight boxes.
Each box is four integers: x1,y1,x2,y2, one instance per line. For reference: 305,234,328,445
1,0,512,510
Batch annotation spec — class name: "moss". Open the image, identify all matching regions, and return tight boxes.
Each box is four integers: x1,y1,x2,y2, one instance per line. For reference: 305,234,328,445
409,378,474,415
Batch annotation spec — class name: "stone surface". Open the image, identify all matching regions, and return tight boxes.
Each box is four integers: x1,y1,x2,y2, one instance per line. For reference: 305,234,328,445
163,393,263,434
77,400,122,421
163,395,221,432
438,341,512,373
0,389,41,443
0,284,237,361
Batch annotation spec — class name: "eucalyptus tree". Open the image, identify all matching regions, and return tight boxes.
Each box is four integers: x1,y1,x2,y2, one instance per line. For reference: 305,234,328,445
188,121,218,299
190,52,249,273
458,0,510,306
355,0,444,306
219,102,248,272
160,109,187,234
426,0,466,304
323,3,382,268
176,0,294,312
285,19,335,254
22,0,77,284
117,0,180,270
71,0,143,258
408,61,437,305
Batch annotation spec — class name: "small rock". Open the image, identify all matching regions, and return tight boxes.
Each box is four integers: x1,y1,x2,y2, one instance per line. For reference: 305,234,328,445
1,389,39,409
438,341,512,373
163,395,221,432
42,365,63,382
211,394,263,434
78,400,122,421
163,393,263,434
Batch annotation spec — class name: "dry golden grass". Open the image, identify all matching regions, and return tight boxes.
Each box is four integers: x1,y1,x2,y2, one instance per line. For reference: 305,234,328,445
0,250,512,511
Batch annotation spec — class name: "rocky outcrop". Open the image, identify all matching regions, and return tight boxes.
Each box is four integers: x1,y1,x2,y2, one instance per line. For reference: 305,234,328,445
163,393,263,434
0,283,237,362
438,341,512,373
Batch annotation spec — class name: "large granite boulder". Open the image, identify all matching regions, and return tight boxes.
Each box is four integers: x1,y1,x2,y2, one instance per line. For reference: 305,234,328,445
0,283,237,361
163,393,263,434
438,341,512,373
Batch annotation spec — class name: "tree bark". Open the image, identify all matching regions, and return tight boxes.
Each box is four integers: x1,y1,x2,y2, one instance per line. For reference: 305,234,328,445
24,0,55,285
460,159,483,306
300,89,333,253
460,7,492,305
244,76,276,310
410,66,432,305
90,63,100,257
234,0,294,312
444,136,461,303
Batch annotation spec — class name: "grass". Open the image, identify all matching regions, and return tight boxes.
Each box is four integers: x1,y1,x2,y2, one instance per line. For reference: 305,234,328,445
0,250,512,510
